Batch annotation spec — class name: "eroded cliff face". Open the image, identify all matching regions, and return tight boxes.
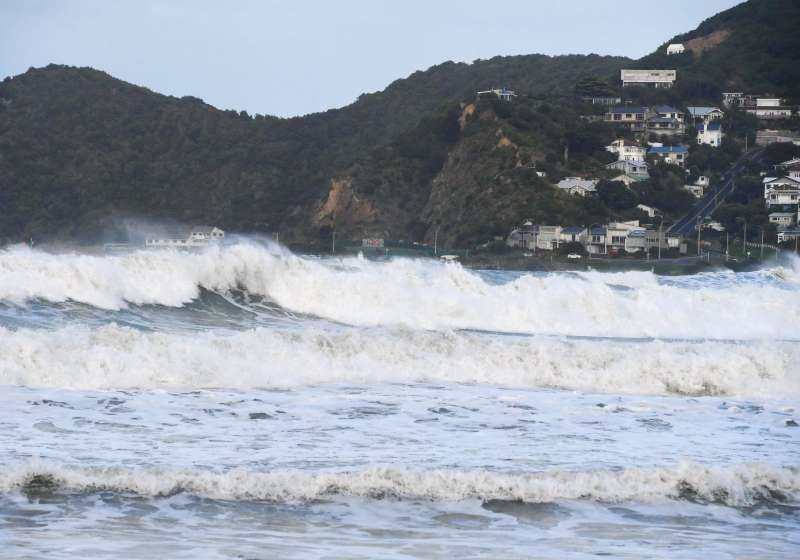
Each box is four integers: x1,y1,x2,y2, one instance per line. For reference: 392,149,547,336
314,178,379,229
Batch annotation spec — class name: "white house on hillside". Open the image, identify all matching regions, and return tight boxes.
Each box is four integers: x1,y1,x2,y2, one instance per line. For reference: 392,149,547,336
684,176,710,198
620,69,676,88
763,176,800,208
697,122,724,147
477,88,517,102
666,43,685,55
606,138,647,162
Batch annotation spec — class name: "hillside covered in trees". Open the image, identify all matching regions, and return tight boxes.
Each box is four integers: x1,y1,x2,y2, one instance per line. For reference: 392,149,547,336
0,0,797,249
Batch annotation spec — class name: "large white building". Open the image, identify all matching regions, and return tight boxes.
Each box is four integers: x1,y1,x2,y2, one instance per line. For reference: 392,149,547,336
620,69,676,88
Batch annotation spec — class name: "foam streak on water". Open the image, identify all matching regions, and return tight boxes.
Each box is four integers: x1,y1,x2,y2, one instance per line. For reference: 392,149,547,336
1,244,799,558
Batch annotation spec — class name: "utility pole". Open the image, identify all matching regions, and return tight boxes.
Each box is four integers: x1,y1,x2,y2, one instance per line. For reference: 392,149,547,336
697,220,701,257
434,227,439,256
658,218,662,260
726,231,729,261
743,222,747,257
332,230,336,255
795,233,798,254
761,230,764,259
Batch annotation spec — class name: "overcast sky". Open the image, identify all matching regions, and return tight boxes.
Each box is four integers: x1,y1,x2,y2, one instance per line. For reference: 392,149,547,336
1,0,740,117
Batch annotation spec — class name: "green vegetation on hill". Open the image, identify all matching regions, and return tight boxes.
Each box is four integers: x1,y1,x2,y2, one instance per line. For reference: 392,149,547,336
0,0,797,248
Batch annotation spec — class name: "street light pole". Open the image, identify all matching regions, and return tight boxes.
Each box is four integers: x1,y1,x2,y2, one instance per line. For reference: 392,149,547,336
434,227,439,256
658,217,662,260
332,230,336,255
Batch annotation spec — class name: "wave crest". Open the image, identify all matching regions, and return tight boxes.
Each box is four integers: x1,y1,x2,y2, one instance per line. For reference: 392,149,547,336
4,462,796,507
1,324,797,396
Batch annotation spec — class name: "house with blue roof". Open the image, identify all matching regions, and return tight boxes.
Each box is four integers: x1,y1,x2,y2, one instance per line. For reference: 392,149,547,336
604,106,649,131
648,145,689,167
697,122,724,147
647,106,686,136
687,106,724,123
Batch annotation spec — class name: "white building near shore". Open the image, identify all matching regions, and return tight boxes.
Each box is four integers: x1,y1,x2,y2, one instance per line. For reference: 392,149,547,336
145,226,225,249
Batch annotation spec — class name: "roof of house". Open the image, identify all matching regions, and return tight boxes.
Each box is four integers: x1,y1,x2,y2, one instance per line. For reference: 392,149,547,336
655,105,682,114
764,176,800,184
562,226,586,234
608,106,648,114
627,230,647,238
777,158,800,168
557,177,598,190
698,122,722,132
687,106,723,116
590,227,607,236
648,116,681,124
649,146,689,154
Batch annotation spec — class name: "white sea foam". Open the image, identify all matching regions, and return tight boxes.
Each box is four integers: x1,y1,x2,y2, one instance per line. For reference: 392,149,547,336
2,244,800,339
1,324,797,396
3,461,796,506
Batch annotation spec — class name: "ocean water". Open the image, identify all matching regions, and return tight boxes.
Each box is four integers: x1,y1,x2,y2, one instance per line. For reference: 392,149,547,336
1,242,799,559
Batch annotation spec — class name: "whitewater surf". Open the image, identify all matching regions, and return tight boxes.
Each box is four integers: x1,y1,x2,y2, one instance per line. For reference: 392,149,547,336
2,242,799,558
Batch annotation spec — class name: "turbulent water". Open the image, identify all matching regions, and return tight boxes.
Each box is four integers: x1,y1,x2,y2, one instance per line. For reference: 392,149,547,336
1,242,799,559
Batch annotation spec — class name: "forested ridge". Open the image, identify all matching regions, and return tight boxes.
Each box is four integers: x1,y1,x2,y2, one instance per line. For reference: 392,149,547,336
0,0,797,248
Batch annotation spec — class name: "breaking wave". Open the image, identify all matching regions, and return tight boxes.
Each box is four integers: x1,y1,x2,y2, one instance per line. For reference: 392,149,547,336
1,244,799,339
4,462,797,507
1,324,797,396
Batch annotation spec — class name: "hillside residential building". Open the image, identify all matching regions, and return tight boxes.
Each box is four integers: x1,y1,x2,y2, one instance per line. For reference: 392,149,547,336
697,122,723,147
477,88,517,101
560,226,587,244
506,222,537,249
721,92,743,107
606,159,649,179
763,176,800,208
585,221,646,255
620,69,676,88
666,43,685,55
769,212,795,227
684,175,710,198
604,106,649,131
557,177,598,196
647,105,685,136
777,228,800,243
756,130,800,146
649,145,688,167
606,138,647,162
637,204,660,218
775,158,800,179
687,106,724,122
744,97,793,119
145,226,225,249
610,173,640,186
582,96,622,106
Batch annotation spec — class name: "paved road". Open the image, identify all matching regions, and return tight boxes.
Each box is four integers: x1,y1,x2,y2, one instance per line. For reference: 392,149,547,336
668,147,764,237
